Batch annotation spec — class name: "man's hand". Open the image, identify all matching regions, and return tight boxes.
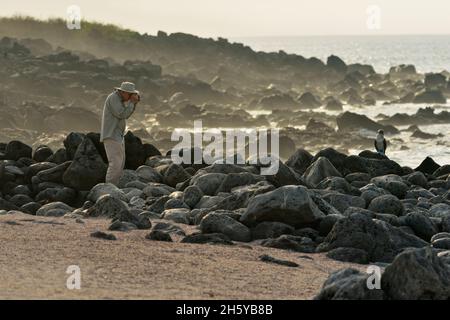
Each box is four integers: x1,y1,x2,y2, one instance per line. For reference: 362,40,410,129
130,93,140,104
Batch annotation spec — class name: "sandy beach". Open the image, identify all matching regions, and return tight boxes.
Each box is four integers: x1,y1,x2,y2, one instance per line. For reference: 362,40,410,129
0,212,361,300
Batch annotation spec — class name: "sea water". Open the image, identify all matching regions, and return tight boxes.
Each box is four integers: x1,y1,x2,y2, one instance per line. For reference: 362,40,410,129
234,35,450,167
230,35,450,74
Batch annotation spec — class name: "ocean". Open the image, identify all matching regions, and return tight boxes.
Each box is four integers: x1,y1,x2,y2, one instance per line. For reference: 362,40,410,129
233,35,450,167
230,35,450,74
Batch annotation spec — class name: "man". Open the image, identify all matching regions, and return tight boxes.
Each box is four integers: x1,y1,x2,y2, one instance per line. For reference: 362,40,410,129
374,129,387,155
100,82,140,185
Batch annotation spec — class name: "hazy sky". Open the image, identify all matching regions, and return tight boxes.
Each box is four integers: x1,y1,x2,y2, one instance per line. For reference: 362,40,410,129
2,0,449,37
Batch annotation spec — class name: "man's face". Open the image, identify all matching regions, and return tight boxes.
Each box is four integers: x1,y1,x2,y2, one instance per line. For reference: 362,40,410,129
119,90,132,101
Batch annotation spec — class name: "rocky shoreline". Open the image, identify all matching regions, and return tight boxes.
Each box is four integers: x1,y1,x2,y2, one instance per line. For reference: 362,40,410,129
1,22,450,161
1,132,449,299
0,18,449,299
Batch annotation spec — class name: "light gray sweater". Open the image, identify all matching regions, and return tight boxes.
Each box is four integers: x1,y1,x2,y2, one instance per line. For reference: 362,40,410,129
100,90,136,142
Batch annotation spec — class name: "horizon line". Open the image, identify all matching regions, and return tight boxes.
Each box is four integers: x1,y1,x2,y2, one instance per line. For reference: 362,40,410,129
230,33,450,38
1,15,449,40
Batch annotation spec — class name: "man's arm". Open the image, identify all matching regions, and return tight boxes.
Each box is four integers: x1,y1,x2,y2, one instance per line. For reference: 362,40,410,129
108,96,136,120
384,139,387,151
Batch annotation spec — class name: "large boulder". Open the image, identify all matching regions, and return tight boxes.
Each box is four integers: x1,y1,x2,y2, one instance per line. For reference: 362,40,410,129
36,161,71,183
344,156,403,177
429,203,450,219
318,176,353,194
92,194,129,218
265,161,303,188
33,145,54,162
312,148,347,173
302,157,342,187
240,185,325,228
117,170,140,189
370,174,403,189
47,148,68,164
190,172,226,195
161,208,190,224
367,195,404,216
124,131,147,170
322,193,365,213
4,141,32,160
358,150,388,160
433,165,450,178
25,162,57,182
183,185,204,208
62,138,107,191
318,214,345,236
297,92,321,108
87,183,128,202
314,268,384,300
317,213,428,262
63,132,85,160
360,183,389,204
404,212,439,241
85,132,107,163
406,171,428,189
327,55,347,74
285,148,313,175
414,157,440,175
424,73,447,89
216,172,265,194
337,112,399,134
163,163,191,188
413,90,446,104
36,202,73,217
35,186,77,206
200,212,251,242
326,247,370,264
389,64,417,79
0,198,19,211
381,247,450,299
135,165,163,183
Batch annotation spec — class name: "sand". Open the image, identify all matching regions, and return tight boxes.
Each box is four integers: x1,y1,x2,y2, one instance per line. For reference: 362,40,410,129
0,212,363,300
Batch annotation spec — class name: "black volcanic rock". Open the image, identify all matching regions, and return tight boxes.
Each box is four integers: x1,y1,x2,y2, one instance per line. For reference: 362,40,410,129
317,213,428,263
33,145,54,162
63,132,85,160
285,148,313,175
381,247,450,300
327,55,347,74
312,148,348,174
297,92,321,108
344,155,403,177
314,268,384,300
413,90,446,104
124,131,147,170
86,132,107,163
358,150,388,160
62,137,107,190
424,73,447,89
324,97,343,111
4,141,32,161
337,111,399,134
414,157,440,175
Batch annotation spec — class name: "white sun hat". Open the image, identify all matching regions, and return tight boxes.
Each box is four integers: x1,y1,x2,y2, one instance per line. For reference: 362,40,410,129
114,82,139,94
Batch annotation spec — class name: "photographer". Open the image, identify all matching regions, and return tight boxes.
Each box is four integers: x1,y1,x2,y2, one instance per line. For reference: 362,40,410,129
100,82,140,185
